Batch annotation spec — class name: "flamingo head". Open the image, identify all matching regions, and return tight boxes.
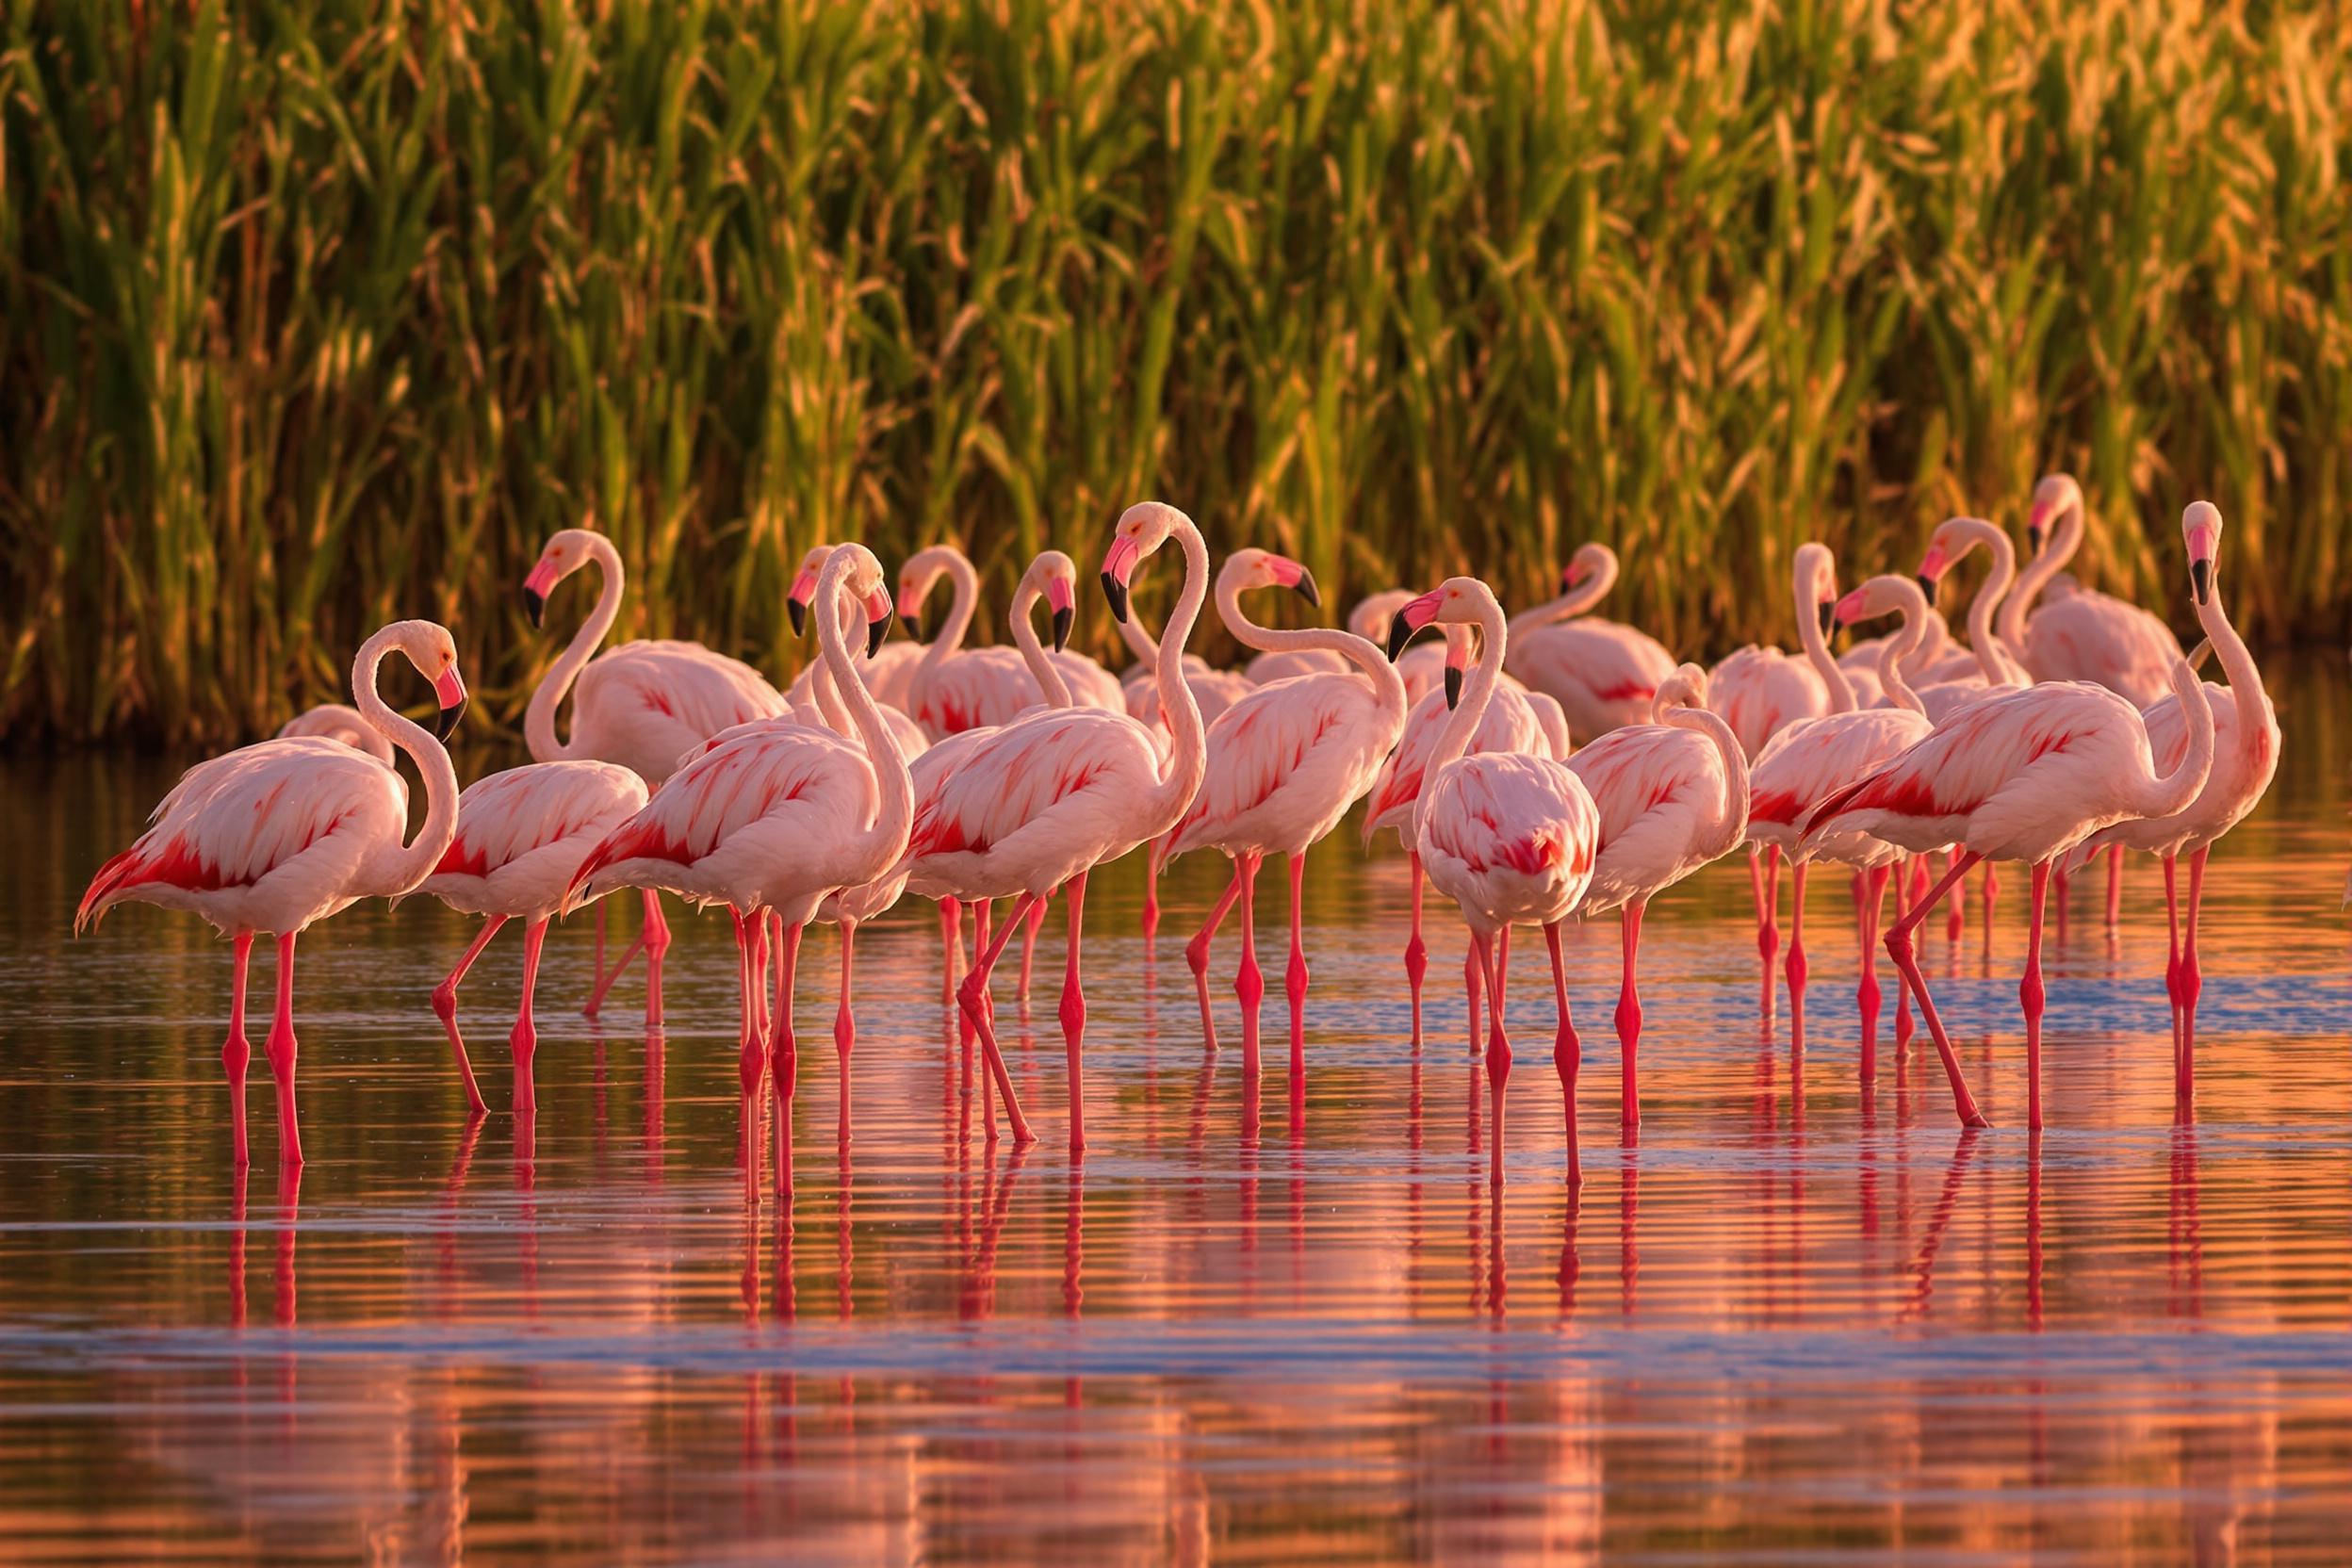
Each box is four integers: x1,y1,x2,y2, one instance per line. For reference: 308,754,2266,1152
1384,576,1494,667
1650,662,1710,718
785,545,831,637
818,544,894,660
1835,573,1930,629
2027,473,2082,555
1561,543,1612,591
1101,501,1191,624
1025,549,1081,652
387,620,468,740
1916,515,1993,603
2182,501,2223,605
895,545,963,644
1224,547,1322,609
1347,589,1418,645
522,528,603,629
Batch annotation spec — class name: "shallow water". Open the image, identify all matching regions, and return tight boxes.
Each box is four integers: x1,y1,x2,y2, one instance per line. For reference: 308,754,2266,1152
4,659,2349,1563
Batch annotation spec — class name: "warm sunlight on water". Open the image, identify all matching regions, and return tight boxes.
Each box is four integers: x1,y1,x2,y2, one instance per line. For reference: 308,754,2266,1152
4,660,2349,1563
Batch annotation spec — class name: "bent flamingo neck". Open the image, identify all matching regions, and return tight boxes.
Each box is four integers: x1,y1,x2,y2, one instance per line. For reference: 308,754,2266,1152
524,532,626,764
354,629,463,896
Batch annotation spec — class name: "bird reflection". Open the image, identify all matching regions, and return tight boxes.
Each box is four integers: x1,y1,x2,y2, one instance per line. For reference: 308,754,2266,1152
1903,1129,1984,1322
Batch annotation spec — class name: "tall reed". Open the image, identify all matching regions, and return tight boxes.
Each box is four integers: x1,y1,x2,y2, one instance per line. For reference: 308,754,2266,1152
5,0,2346,743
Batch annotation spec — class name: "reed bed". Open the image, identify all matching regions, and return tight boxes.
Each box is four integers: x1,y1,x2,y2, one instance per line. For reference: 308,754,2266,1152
4,0,2346,744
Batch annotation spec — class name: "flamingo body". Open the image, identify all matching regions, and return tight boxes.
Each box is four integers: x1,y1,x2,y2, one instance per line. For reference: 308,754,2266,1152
277,704,395,765
1508,621,1675,743
420,761,648,920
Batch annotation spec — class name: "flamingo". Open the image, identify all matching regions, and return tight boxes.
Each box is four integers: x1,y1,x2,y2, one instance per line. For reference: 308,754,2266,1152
2002,473,2183,705
895,501,1214,1152
276,705,394,765
1363,626,1561,1046
416,760,647,1116
76,620,469,1167
785,545,925,713
564,545,912,1119
1164,548,1409,1088
1389,577,1601,1184
1244,590,1414,684
521,527,787,1023
1745,571,1936,1052
1802,536,2219,1130
1912,516,2032,714
2057,502,2277,1111
902,543,1123,738
1563,663,1748,1132
1502,543,1676,744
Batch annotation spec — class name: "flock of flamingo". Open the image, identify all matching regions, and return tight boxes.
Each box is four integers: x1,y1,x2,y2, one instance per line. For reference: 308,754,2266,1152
74,479,2276,1179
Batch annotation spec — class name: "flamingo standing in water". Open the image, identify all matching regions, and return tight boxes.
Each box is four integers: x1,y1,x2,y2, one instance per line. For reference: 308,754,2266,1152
1164,548,1409,1092
564,546,911,1117
1564,663,1749,1132
521,528,787,1023
77,620,470,1167
1745,571,1936,1053
416,760,647,1115
902,543,1123,738
277,705,394,765
896,501,1214,1151
1803,529,2218,1130
1389,578,1601,1183
1503,543,1676,744
2057,502,2277,1112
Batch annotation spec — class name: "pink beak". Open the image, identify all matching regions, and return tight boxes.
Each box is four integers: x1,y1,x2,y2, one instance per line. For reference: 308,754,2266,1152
789,566,819,606
1917,544,1951,584
1564,561,1593,588
1833,587,1870,626
1045,575,1075,613
522,558,560,598
433,667,467,709
1102,536,1142,586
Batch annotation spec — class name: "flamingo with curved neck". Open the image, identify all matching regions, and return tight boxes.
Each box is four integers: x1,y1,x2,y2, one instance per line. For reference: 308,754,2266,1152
1916,516,2032,692
1505,544,1678,743
2002,473,2184,707
904,543,1122,739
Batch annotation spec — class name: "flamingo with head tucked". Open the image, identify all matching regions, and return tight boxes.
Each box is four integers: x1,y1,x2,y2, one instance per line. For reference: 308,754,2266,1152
1503,544,1676,744
77,621,470,1167
1389,577,1601,1184
276,705,395,765
1803,530,2219,1130
895,502,1214,1152
1163,548,1409,1093
1565,663,1749,1132
521,528,788,1023
901,543,1124,738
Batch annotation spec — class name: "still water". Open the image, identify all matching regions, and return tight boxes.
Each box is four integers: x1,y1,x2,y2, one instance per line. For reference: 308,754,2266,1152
4,661,2349,1563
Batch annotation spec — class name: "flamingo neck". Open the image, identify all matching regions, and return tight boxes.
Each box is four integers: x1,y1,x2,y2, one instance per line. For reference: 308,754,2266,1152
1795,551,1854,714
2001,497,2082,649
1413,596,1508,846
353,630,462,896
1950,522,2024,685
1504,548,1618,646
808,596,858,733
2135,632,2216,821
2197,579,2271,784
816,553,914,874
1217,564,1406,726
1010,577,1073,708
1114,599,1163,670
524,532,625,763
1144,522,1214,831
917,547,981,675
1661,694,1750,864
1875,595,1930,717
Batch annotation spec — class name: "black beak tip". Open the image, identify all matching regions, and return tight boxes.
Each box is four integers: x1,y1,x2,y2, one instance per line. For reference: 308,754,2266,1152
2190,559,2213,605
905,614,924,645
522,587,546,629
787,599,808,637
1101,572,1130,625
1443,663,1463,710
1817,602,1837,636
2027,526,2045,554
1051,605,1074,654
1916,574,1938,601
434,699,466,742
1384,618,1418,662
865,612,892,661
1293,568,1322,609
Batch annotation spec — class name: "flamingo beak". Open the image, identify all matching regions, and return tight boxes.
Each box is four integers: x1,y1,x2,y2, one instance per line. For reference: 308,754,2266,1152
1444,663,1464,710
2187,519,2219,606
1916,545,1949,602
1564,561,1593,589
1046,576,1075,653
1386,589,1445,661
1442,631,1469,709
863,589,894,659
897,580,927,645
521,559,559,629
2027,501,2050,555
1833,587,1870,628
433,667,468,741
1101,536,1142,625
1817,599,1838,637
787,567,818,637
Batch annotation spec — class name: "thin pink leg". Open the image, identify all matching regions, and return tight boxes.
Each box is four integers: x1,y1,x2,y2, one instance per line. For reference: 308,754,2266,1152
1187,863,1245,1052
835,922,858,1145
1060,871,1091,1153
581,920,645,1020
966,899,993,1056
731,908,760,1095
431,915,504,1116
1891,861,1915,1050
770,920,802,1104
2179,847,2208,1116
957,892,1038,1144
1018,890,1048,1004
512,917,548,1116
1982,862,2000,940
939,898,963,1005
265,932,304,1168
2105,843,2124,929
1616,900,1646,1132
1786,860,1810,1046
1544,923,1580,1186
1858,866,1888,1090
224,931,254,1168
1481,928,1512,1076
1465,939,1483,1055
1946,847,1965,942
1284,851,1310,1086
1404,851,1429,1049
1142,836,1164,939
641,889,672,1026
1882,851,1991,1129
1234,852,1266,1077
1763,845,1783,964
2023,861,2049,1132
583,901,611,1017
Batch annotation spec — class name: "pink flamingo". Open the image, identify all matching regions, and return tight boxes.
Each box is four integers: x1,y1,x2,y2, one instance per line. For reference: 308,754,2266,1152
2058,503,2276,1112
1390,578,1601,1183
1503,543,1675,744
1244,590,1414,684
77,620,470,1167
276,705,395,765
786,545,925,714
1362,627,1560,1047
1912,516,2032,716
785,550,934,762
564,545,912,1116
1563,663,1749,1132
1803,539,2218,1130
1745,571,1935,1051
2002,473,2183,705
522,528,787,1023
1164,548,1409,1086
896,501,1214,1152
902,543,1123,738
416,760,647,1116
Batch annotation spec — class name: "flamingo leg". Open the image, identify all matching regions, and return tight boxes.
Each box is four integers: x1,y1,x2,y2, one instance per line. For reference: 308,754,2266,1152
1234,851,1266,1077
1881,850,1991,1129
1018,890,1048,1004
589,901,608,1006
1945,847,1965,942
1404,850,1429,1049
956,891,1038,1145
1858,865,1888,1090
1465,939,1484,1057
1786,860,1810,1048
581,921,645,1020
1478,928,1511,1193
225,930,255,1168
1982,862,2000,939
2179,846,2208,1116
2105,843,2124,929
512,917,548,1117
1763,845,1783,965
1142,836,1164,939
1187,862,1245,1052
2022,862,2049,1132
430,915,503,1117
1060,871,1090,1153
1284,851,1311,1088
1747,848,1776,962
770,920,802,1104
731,908,760,1095
1890,859,1915,1050
1544,922,1580,1187
939,898,963,1006
264,932,304,1168
835,922,858,1145
641,889,672,1026
1615,899,1645,1132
